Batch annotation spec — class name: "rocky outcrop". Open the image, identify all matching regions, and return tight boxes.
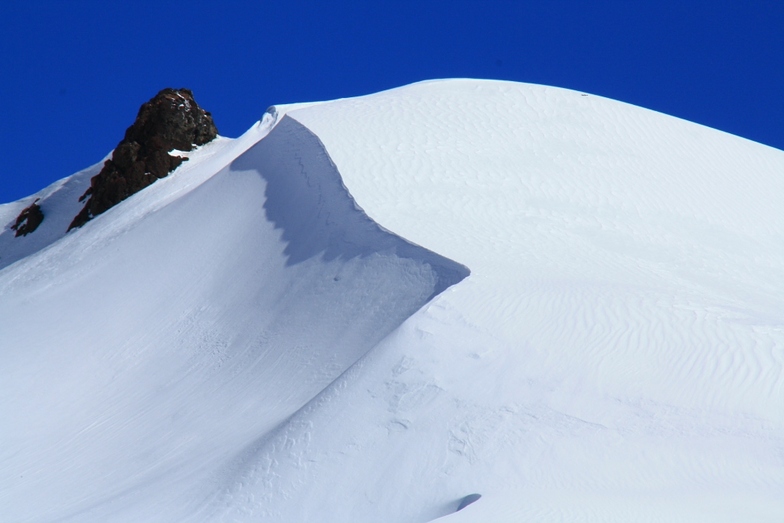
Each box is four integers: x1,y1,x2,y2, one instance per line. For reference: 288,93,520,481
11,199,44,237
68,88,217,230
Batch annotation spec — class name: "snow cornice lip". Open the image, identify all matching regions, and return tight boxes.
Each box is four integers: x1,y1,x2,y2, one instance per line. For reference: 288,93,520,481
232,114,471,300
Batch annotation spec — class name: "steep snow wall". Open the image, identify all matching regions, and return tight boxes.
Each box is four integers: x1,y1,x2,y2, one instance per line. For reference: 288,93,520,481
234,116,468,297
218,80,784,522
0,115,467,522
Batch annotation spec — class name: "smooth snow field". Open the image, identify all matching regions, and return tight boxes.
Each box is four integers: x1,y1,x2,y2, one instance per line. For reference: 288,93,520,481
1,79,783,522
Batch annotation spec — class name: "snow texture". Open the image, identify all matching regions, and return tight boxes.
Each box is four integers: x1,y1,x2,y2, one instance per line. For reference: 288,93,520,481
1,79,783,522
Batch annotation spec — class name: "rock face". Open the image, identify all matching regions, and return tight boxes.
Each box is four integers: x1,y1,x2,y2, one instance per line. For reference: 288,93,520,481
68,88,217,230
11,199,44,237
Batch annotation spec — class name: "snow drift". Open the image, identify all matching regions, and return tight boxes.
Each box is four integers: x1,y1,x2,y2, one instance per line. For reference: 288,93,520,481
2,79,783,522
0,110,467,522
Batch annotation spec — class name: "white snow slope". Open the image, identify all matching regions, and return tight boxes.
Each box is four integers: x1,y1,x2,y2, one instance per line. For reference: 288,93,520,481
1,79,783,522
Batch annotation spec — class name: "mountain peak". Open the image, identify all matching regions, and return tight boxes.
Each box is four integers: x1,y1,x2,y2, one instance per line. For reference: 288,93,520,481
3,80,784,522
67,88,218,230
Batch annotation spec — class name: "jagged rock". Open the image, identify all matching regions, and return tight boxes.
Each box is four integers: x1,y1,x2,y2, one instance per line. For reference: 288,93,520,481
11,199,44,237
69,88,218,230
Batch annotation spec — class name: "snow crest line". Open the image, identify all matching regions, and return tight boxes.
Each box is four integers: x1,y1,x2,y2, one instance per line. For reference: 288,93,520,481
233,114,470,297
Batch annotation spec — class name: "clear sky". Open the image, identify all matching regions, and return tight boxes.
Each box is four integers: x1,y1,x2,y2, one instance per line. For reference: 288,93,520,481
1,1,782,204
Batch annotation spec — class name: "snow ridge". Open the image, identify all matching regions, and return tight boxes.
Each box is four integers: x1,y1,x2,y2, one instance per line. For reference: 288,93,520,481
0,107,468,522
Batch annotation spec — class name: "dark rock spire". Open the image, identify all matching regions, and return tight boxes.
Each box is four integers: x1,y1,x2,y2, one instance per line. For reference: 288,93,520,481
68,88,218,231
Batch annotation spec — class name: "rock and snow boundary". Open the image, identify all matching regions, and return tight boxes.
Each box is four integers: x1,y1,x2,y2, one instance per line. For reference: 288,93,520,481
1,79,783,522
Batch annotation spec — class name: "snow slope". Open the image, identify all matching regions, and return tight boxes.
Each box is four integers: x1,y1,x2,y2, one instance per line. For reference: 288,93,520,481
2,79,783,522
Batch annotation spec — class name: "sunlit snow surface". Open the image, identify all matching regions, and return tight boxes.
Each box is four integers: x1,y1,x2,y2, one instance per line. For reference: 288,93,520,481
2,80,784,522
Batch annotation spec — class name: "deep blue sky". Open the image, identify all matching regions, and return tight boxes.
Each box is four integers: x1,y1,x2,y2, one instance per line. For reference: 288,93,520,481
1,1,782,203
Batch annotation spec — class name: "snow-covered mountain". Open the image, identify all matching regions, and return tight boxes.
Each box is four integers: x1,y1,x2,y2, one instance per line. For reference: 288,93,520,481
2,79,783,522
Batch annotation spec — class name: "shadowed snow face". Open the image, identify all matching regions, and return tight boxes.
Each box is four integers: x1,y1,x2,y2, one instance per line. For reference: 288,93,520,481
231,115,469,297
